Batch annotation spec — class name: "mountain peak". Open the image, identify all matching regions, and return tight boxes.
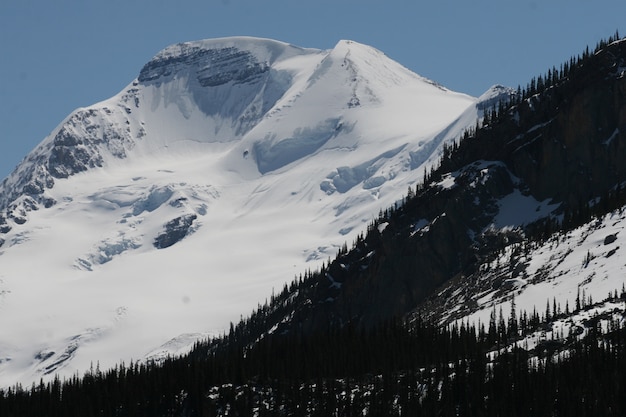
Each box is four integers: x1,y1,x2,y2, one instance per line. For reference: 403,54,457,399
331,39,373,52
476,84,517,111
0,36,476,388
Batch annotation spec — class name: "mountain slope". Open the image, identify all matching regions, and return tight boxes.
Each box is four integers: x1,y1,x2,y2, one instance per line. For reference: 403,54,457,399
2,35,626,416
229,37,626,340
0,37,477,387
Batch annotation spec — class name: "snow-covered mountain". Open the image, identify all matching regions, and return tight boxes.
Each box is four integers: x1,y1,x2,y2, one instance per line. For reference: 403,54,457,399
0,37,482,387
220,37,626,354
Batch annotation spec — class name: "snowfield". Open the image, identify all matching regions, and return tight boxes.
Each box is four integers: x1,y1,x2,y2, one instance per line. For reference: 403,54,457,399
0,37,479,387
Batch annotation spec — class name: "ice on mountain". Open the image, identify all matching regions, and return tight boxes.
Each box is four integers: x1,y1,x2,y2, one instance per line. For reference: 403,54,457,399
76,236,142,271
132,185,175,215
323,166,363,194
333,193,378,217
363,176,386,190
321,145,406,194
254,118,345,174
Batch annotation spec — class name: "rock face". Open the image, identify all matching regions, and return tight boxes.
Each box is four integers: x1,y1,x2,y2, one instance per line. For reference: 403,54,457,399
507,71,626,209
138,44,270,87
154,214,198,249
48,108,134,179
453,40,626,211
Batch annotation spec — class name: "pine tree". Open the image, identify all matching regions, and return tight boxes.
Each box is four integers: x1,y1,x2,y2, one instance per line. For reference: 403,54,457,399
509,296,518,338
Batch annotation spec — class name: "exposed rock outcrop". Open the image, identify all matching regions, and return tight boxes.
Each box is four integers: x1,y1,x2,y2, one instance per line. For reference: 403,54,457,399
153,214,198,249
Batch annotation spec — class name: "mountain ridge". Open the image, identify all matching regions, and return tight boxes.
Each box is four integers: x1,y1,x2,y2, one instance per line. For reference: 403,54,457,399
0,36,477,387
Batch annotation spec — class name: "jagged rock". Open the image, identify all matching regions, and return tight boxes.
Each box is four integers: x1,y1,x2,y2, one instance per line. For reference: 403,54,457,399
153,214,197,249
47,108,134,179
0,214,10,234
138,43,269,87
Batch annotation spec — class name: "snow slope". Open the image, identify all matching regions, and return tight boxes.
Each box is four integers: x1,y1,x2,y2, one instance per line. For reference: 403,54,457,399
0,37,477,387
431,207,626,331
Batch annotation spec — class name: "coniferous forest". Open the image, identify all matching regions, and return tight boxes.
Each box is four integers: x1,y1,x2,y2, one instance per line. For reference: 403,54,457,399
1,309,625,416
3,33,626,416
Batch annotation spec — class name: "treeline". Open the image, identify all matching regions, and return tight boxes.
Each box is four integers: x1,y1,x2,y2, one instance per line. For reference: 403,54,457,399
1,309,625,416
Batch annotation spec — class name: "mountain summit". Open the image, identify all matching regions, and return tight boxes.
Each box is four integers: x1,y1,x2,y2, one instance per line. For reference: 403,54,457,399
0,37,478,387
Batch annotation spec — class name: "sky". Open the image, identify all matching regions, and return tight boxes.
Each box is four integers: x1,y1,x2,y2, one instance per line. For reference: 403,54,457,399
1,0,626,178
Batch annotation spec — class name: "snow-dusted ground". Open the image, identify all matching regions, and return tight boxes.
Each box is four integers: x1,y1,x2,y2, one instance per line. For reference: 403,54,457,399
451,208,626,330
0,37,478,387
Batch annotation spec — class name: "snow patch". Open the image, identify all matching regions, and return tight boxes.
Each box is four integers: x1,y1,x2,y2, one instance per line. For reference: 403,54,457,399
491,190,559,228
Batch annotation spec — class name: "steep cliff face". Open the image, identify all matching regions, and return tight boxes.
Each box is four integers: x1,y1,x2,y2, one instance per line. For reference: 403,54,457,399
463,40,626,211
138,44,271,86
507,66,626,208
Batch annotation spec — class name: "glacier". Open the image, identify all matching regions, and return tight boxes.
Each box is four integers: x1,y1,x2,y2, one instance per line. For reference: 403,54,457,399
0,36,484,387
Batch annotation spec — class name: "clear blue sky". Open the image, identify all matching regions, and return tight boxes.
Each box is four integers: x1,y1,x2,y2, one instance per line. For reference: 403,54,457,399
1,0,625,178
